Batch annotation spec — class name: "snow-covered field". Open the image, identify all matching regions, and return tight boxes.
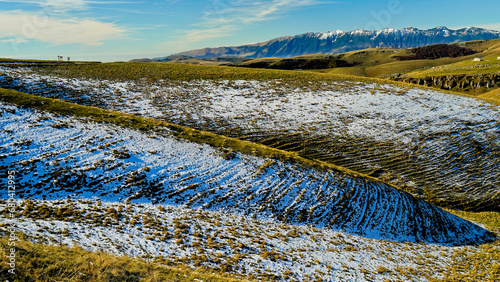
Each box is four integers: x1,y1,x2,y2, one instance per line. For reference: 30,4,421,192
1,64,499,281
1,102,492,245
1,66,499,211
0,198,467,281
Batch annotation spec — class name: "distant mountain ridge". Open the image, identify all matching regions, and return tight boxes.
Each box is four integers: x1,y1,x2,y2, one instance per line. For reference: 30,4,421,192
171,26,500,59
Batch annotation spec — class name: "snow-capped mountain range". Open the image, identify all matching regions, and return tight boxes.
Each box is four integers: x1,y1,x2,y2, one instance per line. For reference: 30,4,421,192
172,26,500,59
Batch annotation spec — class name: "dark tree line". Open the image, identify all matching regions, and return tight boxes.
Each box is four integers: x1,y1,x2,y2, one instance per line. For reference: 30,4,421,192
396,44,477,61
239,57,356,70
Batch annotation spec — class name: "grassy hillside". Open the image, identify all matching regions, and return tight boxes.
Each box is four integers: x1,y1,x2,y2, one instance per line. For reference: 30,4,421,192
2,90,497,281
3,88,494,244
387,39,500,96
7,56,496,106
316,39,500,78
1,200,498,281
437,209,500,281
1,63,498,212
0,233,246,282
400,39,500,77
480,88,500,103
28,59,401,87
130,56,248,66
460,39,500,52
0,88,386,181
0,58,102,66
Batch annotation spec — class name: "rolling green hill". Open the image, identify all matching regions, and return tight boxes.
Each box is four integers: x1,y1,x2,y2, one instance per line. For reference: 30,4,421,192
389,40,500,97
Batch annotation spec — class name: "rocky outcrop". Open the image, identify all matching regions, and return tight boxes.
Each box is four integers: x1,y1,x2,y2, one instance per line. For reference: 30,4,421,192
391,73,500,92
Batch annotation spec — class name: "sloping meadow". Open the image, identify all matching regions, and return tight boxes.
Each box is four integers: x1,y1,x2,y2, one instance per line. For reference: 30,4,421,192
0,99,496,245
1,63,499,212
0,198,478,281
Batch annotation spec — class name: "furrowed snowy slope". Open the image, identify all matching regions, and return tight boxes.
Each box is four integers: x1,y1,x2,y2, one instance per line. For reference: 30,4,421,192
0,66,499,212
0,102,495,245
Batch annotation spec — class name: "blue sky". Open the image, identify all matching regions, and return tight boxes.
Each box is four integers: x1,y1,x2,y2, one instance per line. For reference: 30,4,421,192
0,0,499,61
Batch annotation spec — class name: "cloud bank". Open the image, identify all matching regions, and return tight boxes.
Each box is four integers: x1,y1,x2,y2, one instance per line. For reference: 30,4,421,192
0,11,126,46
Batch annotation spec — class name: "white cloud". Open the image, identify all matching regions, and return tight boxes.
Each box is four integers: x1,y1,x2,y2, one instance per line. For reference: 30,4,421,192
182,25,236,43
208,0,320,24
0,0,89,12
38,0,89,12
0,0,139,13
0,11,126,46
1,37,30,43
174,0,325,43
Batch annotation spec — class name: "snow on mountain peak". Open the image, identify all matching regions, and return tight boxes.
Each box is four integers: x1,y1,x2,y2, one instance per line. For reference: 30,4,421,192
318,30,345,39
175,26,500,59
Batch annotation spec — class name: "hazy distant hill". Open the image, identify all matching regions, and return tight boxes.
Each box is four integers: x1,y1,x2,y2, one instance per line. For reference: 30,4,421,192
171,26,500,59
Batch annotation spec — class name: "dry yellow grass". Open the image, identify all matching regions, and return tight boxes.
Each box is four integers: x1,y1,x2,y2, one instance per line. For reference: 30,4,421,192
0,234,248,282
480,88,500,103
430,209,500,282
